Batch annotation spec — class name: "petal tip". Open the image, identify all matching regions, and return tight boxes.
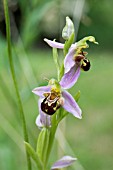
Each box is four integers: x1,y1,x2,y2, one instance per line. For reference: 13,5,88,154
78,115,82,119
32,88,36,94
32,87,39,95
35,115,43,128
77,110,82,119
44,38,48,42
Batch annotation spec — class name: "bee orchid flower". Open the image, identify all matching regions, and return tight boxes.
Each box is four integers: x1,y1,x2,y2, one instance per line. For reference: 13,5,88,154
32,79,82,127
44,36,98,89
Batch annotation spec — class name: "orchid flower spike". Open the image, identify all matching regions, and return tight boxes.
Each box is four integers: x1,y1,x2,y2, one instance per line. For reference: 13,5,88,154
44,36,98,89
32,79,82,128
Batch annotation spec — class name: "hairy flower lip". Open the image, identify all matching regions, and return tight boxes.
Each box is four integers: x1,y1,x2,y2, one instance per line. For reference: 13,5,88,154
36,99,51,127
41,92,61,116
74,55,85,63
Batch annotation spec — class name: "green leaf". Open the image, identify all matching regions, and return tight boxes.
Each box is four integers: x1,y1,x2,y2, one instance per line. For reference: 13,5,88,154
3,0,32,169
36,128,50,164
74,90,81,102
59,63,64,80
25,142,43,169
21,0,54,47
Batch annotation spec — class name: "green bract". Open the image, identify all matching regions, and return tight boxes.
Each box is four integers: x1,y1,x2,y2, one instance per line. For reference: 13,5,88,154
25,142,43,169
37,128,50,166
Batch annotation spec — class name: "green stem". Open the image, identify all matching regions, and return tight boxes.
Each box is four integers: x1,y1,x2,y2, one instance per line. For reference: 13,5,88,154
44,109,68,168
44,113,58,168
3,0,32,170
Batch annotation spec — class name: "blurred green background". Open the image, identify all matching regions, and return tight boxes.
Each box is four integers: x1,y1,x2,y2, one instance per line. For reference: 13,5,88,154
0,0,113,170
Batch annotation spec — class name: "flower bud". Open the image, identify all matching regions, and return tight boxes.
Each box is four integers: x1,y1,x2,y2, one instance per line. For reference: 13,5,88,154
62,16,74,40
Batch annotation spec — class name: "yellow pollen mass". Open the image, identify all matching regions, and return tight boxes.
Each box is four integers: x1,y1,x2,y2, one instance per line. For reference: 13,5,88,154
51,87,61,96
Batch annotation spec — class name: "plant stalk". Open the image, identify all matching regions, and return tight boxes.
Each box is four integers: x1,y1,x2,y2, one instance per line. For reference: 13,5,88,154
3,0,32,169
